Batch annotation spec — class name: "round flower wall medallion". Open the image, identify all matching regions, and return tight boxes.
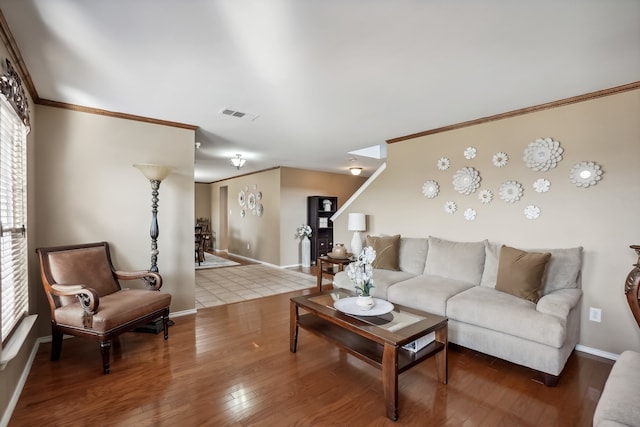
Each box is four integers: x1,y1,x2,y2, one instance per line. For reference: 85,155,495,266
463,208,477,221
570,161,603,187
422,180,439,198
257,204,264,216
523,137,563,171
492,152,509,167
478,189,493,204
248,193,256,210
533,178,551,193
524,205,541,220
453,167,481,195
499,180,524,203
444,201,457,214
464,147,477,159
238,190,246,207
437,157,450,171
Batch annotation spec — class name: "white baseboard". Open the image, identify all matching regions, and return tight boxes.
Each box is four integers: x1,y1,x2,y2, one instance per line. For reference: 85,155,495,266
171,308,197,318
576,344,619,361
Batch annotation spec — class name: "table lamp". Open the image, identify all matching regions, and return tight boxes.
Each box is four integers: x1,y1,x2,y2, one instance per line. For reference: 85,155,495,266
348,213,366,256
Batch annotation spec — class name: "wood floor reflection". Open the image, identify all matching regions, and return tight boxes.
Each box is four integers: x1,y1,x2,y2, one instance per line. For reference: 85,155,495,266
10,289,612,426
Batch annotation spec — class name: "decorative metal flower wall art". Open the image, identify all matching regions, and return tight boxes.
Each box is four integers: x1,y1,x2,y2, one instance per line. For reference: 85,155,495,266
437,157,450,170
444,201,457,214
569,161,603,187
422,180,439,198
453,167,481,195
478,189,494,204
523,137,563,171
463,208,477,221
492,152,509,167
533,178,551,193
524,205,541,220
464,147,477,159
499,180,524,203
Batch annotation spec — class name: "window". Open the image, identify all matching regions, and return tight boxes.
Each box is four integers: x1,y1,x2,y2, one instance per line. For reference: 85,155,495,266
0,82,28,346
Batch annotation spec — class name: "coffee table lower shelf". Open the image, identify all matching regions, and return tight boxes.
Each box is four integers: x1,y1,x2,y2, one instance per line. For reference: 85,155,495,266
297,314,445,373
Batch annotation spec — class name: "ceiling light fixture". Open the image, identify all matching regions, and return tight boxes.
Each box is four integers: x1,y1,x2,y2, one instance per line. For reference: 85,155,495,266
230,154,246,170
350,167,362,176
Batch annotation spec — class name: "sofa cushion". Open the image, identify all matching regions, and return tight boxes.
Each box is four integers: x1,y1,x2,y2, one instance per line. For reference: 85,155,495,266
387,274,475,316
333,269,414,299
495,245,551,303
447,286,566,348
424,236,486,285
366,234,401,271
398,237,429,275
480,242,583,295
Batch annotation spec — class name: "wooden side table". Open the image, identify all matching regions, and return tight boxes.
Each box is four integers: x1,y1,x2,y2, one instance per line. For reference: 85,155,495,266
316,256,351,291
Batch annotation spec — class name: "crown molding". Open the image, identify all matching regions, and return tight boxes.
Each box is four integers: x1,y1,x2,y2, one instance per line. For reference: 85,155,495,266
387,81,640,144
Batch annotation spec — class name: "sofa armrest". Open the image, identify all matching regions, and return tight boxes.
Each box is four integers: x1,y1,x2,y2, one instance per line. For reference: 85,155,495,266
536,288,582,319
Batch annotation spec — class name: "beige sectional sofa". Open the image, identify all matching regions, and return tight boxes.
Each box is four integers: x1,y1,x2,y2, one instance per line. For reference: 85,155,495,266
333,235,583,386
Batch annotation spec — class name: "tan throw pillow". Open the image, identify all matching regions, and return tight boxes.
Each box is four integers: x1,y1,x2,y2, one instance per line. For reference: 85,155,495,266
495,245,551,303
365,235,401,271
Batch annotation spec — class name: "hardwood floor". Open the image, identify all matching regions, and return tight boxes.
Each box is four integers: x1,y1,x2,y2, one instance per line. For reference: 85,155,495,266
10,278,613,426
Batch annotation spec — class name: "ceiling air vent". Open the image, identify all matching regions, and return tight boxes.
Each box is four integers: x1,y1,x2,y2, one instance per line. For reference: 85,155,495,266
219,108,259,121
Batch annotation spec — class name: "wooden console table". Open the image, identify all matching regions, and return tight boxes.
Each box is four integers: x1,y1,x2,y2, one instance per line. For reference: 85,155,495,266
316,256,351,291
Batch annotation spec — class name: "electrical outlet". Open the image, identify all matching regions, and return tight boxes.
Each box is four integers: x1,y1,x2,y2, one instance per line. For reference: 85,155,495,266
589,307,602,322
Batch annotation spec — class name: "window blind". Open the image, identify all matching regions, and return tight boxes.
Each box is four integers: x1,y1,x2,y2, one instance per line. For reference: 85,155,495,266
0,95,28,345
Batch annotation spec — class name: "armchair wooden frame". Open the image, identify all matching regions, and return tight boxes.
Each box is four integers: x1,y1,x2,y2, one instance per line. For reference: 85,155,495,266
625,245,640,328
36,242,171,374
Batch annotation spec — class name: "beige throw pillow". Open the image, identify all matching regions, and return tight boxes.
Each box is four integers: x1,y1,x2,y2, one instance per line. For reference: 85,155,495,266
365,234,401,271
495,245,551,303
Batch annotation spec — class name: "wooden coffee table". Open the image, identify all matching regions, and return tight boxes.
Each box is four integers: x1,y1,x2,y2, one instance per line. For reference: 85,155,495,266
290,289,448,421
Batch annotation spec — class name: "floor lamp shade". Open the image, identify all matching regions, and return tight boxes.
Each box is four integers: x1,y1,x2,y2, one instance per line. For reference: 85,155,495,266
348,213,366,256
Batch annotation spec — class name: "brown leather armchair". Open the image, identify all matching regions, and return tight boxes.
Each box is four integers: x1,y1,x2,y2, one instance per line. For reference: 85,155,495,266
36,241,172,374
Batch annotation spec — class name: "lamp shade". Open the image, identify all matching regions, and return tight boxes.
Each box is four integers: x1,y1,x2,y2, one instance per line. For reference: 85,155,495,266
133,163,173,181
348,213,366,231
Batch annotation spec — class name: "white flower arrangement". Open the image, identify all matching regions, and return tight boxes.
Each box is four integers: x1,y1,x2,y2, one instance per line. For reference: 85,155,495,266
295,224,312,239
346,246,376,296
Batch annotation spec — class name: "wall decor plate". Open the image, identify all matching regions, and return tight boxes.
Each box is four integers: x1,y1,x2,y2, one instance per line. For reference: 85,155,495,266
499,181,524,203
248,192,256,210
523,137,563,171
334,297,394,316
478,189,493,204
422,180,439,198
453,167,481,195
238,190,246,207
464,208,477,221
256,191,262,200
257,203,264,216
464,146,477,159
492,152,509,167
444,201,457,214
437,157,450,170
240,209,246,218
570,161,603,187
533,178,551,193
524,205,541,220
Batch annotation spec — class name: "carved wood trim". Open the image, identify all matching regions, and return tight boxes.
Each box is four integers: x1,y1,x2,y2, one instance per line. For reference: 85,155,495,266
387,81,640,144
0,58,30,129
625,245,640,329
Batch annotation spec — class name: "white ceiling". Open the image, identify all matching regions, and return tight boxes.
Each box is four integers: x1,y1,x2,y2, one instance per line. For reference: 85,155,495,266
1,1,638,183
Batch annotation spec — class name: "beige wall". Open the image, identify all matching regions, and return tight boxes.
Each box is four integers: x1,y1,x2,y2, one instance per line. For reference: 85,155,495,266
334,88,640,356
195,183,212,222
207,167,365,266
280,168,366,266
33,105,196,320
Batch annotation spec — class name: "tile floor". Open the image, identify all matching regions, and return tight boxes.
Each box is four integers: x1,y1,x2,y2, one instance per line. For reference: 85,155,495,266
195,263,317,309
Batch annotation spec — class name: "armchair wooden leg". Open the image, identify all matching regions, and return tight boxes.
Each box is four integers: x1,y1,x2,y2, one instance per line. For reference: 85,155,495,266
51,328,63,361
100,340,112,374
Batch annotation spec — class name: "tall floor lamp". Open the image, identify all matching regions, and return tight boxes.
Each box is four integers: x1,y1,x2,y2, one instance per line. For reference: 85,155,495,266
134,163,173,283
348,213,366,256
